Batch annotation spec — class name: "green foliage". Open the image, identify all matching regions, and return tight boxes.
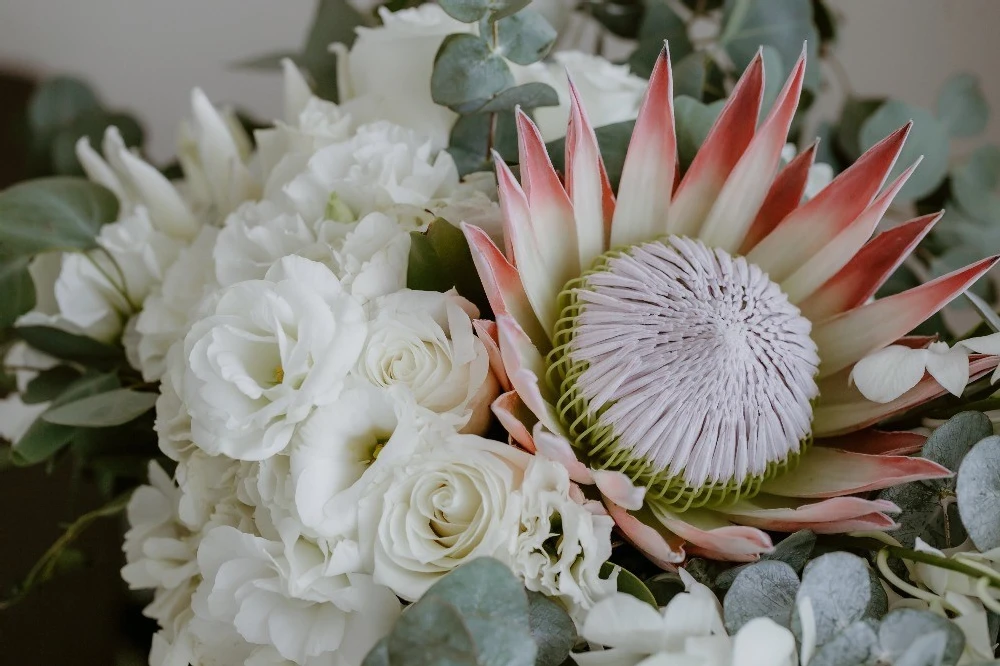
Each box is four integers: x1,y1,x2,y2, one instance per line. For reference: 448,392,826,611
433,34,516,113
547,120,635,188
957,435,1000,551
723,561,799,632
600,562,657,607
877,609,965,666
715,529,816,589
937,73,989,138
42,388,158,428
487,9,557,65
629,2,690,79
0,256,35,328
674,96,724,168
859,101,950,202
794,552,873,646
366,558,574,666
16,326,122,367
407,218,492,317
0,178,118,257
22,366,82,404
720,0,818,91
439,0,530,23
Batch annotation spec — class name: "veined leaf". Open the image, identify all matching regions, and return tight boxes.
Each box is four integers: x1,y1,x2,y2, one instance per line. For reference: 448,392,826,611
42,388,158,428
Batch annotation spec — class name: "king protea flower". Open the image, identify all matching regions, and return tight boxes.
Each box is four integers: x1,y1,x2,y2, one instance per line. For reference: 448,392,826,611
462,46,1000,565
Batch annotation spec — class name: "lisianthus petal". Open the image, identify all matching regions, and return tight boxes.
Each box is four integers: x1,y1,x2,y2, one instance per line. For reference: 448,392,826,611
463,222,549,350
609,45,676,249
117,143,199,239
699,51,805,254
592,470,646,511
281,58,312,123
740,141,817,253
668,51,763,238
760,447,950,498
647,501,773,561
783,159,919,304
491,391,536,452
850,345,928,403
720,495,899,531
815,356,1000,435
802,212,941,321
747,122,910,283
566,75,616,267
814,255,999,377
962,332,1000,356
818,429,925,456
731,618,797,666
924,344,970,397
581,593,669,653
604,501,686,569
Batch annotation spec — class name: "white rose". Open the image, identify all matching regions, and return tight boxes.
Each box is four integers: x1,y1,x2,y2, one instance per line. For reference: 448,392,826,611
134,225,220,381
181,256,367,461
522,51,648,142
513,456,618,622
334,5,475,150
360,289,498,432
276,121,458,224
358,432,530,600
192,524,400,665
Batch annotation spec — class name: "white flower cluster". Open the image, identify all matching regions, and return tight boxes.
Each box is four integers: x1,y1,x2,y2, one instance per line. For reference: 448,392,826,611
9,43,625,666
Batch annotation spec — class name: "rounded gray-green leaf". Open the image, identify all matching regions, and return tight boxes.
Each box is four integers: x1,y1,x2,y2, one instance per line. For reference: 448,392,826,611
951,145,1000,222
0,256,35,329
720,0,819,91
859,101,950,202
957,435,1000,551
489,9,556,65
476,82,559,114
937,73,989,138
439,0,529,23
432,34,514,113
724,561,799,633
877,609,965,666
0,177,118,257
809,620,878,666
28,77,101,138
675,96,724,168
527,591,575,666
922,411,993,472
386,596,480,666
796,552,872,646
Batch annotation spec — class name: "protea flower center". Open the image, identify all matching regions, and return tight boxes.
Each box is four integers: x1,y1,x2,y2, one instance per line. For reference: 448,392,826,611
548,236,820,509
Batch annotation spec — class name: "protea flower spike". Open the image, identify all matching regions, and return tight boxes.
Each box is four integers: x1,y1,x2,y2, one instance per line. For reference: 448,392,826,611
464,44,1000,564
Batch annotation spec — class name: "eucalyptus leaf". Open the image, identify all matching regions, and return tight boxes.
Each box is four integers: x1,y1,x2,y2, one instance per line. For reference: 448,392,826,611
716,530,816,590
724,561,799,632
951,145,1000,222
28,77,101,140
360,638,390,666
16,325,122,366
42,388,158,428
674,96,724,168
11,372,120,466
50,110,145,176
720,0,818,92
937,73,989,138
878,609,965,666
966,291,1000,333
590,0,644,39
0,178,118,257
758,46,784,119
672,52,708,100
22,366,82,405
0,255,35,328
489,9,556,65
527,591,575,666
386,596,480,666
957,435,1000,551
476,83,559,113
795,552,872,645
301,0,366,100
923,411,993,471
628,1,691,79
859,101,950,202
879,481,965,550
432,34,514,112
439,0,529,23
837,97,884,159
809,619,878,666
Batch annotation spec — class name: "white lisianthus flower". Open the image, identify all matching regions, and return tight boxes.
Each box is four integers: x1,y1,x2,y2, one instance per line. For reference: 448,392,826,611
572,570,797,666
851,341,970,403
523,51,648,142
0,343,56,442
333,5,474,150
358,433,530,601
192,524,401,665
181,256,367,460
513,456,618,623
275,122,458,224
134,225,220,381
360,289,498,432
960,332,1000,383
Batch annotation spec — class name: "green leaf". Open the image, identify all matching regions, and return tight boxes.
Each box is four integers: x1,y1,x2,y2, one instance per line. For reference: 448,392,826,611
386,596,480,666
929,246,995,301
526,591,576,666
758,46,784,119
724,561,799,632
547,120,635,189
628,2,691,79
27,77,101,140
600,562,657,607
672,52,708,100
16,325,122,366
22,366,82,405
589,0,645,39
809,620,878,666
957,435,1000,551
836,97,885,159
10,372,120,466
303,0,366,100
878,609,965,666
0,178,118,257
859,101,951,202
489,9,556,65
432,34,514,113
720,0,818,91
966,291,1000,333
407,218,492,317
923,411,993,472
476,82,559,113
715,530,815,589
0,255,35,328
795,552,872,646
42,388,158,428
439,0,529,23
951,144,1000,222
675,96,724,168
937,73,989,138
361,638,390,666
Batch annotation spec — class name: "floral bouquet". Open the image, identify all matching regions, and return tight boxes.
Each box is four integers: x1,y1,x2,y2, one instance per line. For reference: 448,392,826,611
3,1,1000,665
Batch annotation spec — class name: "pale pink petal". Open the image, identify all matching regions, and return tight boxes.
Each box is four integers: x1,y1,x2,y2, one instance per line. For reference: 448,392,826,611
740,142,817,253
533,422,594,484
747,123,911,282
492,391,536,453
496,314,559,430
592,469,646,511
699,51,806,253
814,256,1000,377
647,503,774,561
667,52,764,237
604,500,686,569
473,319,511,391
802,513,899,533
720,495,900,531
802,213,941,321
760,447,951,499
818,429,926,456
609,45,676,248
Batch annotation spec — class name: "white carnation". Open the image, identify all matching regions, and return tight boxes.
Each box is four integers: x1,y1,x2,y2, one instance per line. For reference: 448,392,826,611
360,289,498,432
513,456,618,622
331,212,412,302
358,433,530,601
181,256,366,460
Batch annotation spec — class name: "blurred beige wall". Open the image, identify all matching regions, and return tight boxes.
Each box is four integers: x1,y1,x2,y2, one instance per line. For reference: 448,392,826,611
1,0,999,161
